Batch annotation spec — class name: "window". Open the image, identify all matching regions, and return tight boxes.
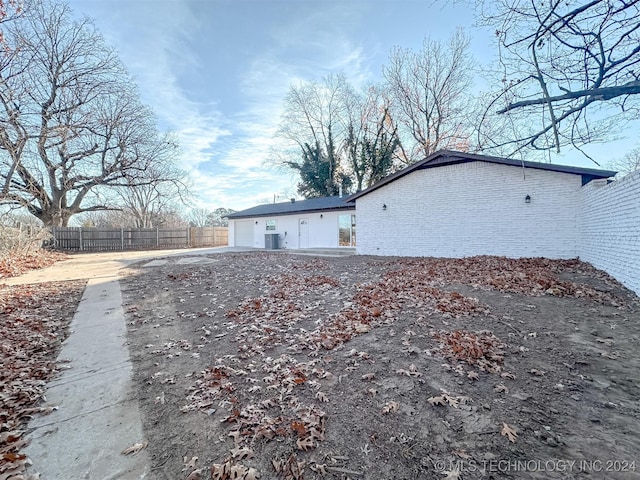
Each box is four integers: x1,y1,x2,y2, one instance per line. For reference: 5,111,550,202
266,220,276,231
338,214,356,247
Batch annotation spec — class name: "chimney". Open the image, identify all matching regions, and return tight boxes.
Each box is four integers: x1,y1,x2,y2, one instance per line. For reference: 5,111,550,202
290,198,295,203
339,185,343,198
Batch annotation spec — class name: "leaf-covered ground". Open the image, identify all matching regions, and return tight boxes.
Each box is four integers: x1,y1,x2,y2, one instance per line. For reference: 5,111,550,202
0,251,67,279
121,253,640,480
0,280,86,480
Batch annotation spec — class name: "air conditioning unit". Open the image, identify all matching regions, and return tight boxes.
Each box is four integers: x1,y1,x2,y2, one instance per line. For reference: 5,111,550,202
265,233,279,249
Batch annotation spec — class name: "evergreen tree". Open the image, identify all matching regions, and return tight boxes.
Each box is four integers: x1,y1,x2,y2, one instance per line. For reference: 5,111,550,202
285,132,352,198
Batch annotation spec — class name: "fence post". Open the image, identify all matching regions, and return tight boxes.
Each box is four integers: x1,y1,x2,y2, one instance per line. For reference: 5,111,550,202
79,227,83,252
156,227,159,247
121,228,124,250
187,227,191,248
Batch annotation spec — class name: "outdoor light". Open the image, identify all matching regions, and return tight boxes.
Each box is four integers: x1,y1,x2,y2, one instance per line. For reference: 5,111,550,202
525,195,531,204
255,221,258,224
320,214,323,219
383,204,387,211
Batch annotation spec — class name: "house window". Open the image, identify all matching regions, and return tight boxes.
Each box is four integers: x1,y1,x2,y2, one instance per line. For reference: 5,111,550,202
338,214,356,247
266,220,276,231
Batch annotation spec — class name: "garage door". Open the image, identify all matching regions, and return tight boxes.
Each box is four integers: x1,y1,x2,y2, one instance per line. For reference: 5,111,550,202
235,220,254,247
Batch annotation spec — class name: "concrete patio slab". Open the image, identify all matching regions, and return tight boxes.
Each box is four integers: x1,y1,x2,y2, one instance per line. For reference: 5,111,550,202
141,259,169,267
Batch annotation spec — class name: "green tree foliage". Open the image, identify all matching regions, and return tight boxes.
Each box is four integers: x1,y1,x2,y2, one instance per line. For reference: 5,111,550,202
206,207,236,227
286,136,352,198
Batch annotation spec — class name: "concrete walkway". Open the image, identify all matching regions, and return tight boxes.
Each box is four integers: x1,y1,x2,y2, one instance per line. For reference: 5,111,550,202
24,277,150,480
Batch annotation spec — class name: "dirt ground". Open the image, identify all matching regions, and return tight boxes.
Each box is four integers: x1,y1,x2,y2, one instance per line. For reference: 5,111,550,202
120,252,640,480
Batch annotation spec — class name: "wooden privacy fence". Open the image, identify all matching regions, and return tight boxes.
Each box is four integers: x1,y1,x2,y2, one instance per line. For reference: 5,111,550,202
50,227,228,252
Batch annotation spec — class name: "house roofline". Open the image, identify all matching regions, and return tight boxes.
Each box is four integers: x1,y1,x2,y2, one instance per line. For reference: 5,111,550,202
228,204,354,220
346,149,618,201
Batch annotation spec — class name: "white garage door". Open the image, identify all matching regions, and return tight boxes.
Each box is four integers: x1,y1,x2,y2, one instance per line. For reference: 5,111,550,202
235,220,254,247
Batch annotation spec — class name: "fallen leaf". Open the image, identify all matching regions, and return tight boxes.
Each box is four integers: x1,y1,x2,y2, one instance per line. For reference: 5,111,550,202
242,467,260,480
441,467,462,479
494,383,509,393
296,436,315,451
231,446,254,460
271,459,283,473
185,469,203,480
315,391,329,402
211,461,232,480
382,401,399,414
501,422,518,443
182,455,198,470
121,440,148,455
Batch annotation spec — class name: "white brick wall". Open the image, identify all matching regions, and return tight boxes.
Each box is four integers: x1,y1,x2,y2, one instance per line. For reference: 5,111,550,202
229,210,356,249
356,161,582,259
579,171,640,295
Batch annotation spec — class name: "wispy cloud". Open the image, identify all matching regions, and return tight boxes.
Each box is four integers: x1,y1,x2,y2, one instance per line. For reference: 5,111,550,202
213,2,375,206
70,0,376,211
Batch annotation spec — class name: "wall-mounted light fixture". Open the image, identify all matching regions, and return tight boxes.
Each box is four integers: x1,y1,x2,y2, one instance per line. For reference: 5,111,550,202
255,221,259,224
320,214,323,219
525,195,531,204
383,204,387,211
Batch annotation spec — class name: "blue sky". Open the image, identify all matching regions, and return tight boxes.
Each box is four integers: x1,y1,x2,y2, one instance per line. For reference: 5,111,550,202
67,0,636,212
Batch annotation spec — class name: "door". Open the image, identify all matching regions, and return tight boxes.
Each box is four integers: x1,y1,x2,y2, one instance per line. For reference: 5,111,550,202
338,214,356,247
298,218,309,248
234,220,254,247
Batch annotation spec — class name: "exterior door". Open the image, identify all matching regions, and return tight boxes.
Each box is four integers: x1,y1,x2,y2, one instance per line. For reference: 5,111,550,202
298,218,309,248
338,214,356,247
234,220,254,247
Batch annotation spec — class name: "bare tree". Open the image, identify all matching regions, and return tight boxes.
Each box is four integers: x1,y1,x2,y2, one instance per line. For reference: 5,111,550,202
0,1,183,226
115,150,190,228
276,75,405,195
188,208,211,227
383,29,474,163
478,0,640,158
340,85,400,191
277,74,349,157
276,74,351,196
610,145,640,178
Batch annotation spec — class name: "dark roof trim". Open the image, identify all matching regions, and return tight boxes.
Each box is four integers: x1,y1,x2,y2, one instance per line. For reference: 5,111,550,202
346,149,617,201
228,196,354,220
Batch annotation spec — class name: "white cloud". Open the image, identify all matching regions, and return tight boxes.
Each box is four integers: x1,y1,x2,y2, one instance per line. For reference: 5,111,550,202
69,0,373,212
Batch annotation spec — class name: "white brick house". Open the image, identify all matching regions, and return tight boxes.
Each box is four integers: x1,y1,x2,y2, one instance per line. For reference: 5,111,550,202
347,150,616,260
228,151,639,295
227,196,356,250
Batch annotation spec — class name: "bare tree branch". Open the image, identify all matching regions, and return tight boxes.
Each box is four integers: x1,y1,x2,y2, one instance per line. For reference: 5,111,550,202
479,0,640,155
0,0,185,226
